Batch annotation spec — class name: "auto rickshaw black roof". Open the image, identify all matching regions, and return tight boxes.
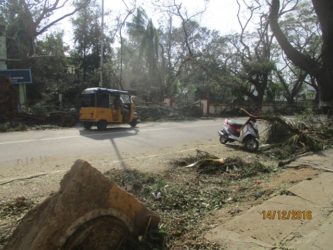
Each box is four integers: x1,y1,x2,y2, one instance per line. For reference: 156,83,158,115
82,87,129,95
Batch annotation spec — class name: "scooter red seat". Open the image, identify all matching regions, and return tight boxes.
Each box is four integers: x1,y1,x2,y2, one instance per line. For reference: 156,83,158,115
226,119,243,128
225,119,242,137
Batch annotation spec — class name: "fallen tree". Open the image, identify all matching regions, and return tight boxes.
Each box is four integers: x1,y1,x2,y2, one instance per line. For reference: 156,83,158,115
241,108,326,152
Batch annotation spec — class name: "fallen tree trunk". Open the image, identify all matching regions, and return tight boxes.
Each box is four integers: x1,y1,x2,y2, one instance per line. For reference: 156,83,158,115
241,108,301,135
241,108,323,151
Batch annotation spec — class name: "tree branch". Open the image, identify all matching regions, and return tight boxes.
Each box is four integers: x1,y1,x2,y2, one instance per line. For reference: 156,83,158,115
269,0,321,77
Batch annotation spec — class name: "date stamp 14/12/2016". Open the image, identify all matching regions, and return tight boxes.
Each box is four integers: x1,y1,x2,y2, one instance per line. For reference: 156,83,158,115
261,210,312,220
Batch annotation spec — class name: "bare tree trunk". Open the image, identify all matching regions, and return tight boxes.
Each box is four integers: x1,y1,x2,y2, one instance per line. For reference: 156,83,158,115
315,0,333,108
119,5,135,90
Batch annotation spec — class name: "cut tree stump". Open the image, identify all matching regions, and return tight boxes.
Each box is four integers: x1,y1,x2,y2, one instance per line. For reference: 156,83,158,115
4,160,159,250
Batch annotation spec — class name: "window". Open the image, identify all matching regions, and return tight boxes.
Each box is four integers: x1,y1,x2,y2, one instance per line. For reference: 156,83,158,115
81,94,95,107
96,93,109,108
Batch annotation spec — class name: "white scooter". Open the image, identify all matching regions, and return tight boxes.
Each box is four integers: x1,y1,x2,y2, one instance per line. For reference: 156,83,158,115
218,117,259,151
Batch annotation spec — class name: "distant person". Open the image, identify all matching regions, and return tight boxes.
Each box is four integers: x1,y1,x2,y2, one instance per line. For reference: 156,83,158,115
114,96,123,110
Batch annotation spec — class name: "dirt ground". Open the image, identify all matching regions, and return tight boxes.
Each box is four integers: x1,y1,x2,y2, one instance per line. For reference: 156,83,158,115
0,140,253,202
1,137,330,249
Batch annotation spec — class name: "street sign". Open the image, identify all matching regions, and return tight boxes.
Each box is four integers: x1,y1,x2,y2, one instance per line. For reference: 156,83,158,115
0,69,32,84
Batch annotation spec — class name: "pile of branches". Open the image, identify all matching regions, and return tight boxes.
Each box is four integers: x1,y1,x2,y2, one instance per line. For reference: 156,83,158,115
242,108,333,151
136,105,201,122
173,150,272,179
240,108,333,161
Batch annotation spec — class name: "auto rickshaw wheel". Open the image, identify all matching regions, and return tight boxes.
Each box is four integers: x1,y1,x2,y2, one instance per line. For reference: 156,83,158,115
97,120,108,130
83,122,92,130
129,119,137,128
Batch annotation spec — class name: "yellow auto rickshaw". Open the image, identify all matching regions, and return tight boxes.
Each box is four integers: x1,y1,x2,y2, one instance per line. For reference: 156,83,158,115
79,87,138,130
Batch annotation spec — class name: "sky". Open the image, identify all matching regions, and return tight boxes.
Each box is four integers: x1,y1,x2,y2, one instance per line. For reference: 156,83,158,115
53,0,241,46
188,0,240,34
103,0,241,33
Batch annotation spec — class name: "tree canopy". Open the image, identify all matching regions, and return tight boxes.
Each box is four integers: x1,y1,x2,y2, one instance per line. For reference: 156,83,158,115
0,0,325,112
269,0,333,110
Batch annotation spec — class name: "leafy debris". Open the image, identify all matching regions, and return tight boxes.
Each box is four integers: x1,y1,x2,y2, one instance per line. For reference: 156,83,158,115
103,151,273,249
0,197,35,248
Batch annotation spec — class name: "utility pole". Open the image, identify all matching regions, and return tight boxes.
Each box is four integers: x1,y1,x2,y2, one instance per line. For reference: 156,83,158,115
0,24,7,70
99,0,104,87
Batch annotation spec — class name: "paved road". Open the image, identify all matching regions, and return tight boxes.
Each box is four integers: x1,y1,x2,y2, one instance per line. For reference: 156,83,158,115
0,119,234,181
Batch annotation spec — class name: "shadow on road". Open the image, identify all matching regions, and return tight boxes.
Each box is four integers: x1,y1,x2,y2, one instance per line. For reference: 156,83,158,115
109,138,128,170
79,126,140,170
79,127,139,141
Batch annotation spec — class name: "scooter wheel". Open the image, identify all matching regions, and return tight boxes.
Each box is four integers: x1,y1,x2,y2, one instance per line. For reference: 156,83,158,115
244,137,259,152
220,135,228,144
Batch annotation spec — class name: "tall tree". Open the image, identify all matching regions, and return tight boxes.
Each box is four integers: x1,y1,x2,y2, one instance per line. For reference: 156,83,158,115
269,0,333,110
118,0,136,89
4,0,90,58
31,32,69,105
155,0,216,100
71,0,111,84
123,7,162,100
272,0,321,103
158,14,175,97
226,0,276,108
